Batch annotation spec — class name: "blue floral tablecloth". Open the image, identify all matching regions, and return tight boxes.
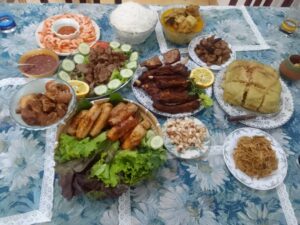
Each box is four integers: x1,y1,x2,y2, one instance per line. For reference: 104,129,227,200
0,4,299,225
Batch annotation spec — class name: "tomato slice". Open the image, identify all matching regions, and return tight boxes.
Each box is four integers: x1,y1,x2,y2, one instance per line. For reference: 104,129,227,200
92,41,109,49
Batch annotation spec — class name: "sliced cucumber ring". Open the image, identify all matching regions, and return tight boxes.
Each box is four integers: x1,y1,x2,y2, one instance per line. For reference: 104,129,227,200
58,70,71,81
78,43,90,55
110,41,120,49
73,54,85,64
120,68,133,79
121,44,131,52
62,59,75,72
146,130,155,140
126,61,137,70
130,52,139,61
150,136,164,150
94,84,108,96
107,79,122,90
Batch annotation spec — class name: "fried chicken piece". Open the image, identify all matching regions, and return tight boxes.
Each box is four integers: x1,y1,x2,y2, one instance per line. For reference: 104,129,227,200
140,56,162,70
90,103,113,137
108,103,138,126
153,100,200,113
67,110,88,136
121,119,151,150
107,116,139,141
163,49,180,65
40,95,56,112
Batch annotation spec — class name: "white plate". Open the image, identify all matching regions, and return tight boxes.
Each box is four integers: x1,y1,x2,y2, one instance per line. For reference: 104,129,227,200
188,35,236,71
163,117,210,159
223,127,287,190
35,14,100,56
213,68,294,129
131,59,212,118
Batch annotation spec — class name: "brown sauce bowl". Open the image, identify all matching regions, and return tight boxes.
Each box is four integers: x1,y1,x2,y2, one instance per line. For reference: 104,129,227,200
18,48,59,78
279,55,300,80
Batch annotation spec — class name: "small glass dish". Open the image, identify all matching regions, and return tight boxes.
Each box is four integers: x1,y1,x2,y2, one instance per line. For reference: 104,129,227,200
9,78,77,130
51,18,80,40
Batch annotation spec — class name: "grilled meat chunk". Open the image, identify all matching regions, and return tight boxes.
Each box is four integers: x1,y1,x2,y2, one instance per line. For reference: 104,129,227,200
153,100,200,113
163,49,180,64
140,56,162,69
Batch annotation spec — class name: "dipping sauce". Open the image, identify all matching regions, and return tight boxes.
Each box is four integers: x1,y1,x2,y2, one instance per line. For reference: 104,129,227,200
57,26,77,35
21,54,58,75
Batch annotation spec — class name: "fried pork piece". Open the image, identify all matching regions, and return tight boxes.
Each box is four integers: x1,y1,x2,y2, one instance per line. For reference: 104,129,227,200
140,56,162,70
108,103,138,126
163,49,180,65
153,100,200,113
122,119,151,150
90,103,113,137
152,90,198,104
107,116,139,141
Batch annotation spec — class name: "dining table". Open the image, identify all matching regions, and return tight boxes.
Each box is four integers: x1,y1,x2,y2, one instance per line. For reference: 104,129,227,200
0,3,299,225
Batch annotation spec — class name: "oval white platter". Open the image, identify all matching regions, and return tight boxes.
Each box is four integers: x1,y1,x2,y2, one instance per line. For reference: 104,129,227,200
162,117,210,159
188,35,236,71
223,127,287,190
132,59,212,118
35,15,100,56
213,68,294,129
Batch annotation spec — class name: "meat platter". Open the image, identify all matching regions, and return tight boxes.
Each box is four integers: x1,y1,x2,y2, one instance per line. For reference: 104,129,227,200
131,49,212,117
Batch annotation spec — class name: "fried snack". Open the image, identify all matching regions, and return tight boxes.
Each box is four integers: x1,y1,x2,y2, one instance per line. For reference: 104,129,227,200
66,110,88,136
107,116,139,141
122,119,151,150
233,136,278,179
90,103,113,137
108,103,138,126
109,102,126,118
76,103,102,139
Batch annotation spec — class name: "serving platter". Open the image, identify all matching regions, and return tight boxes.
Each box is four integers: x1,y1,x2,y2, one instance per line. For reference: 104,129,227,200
132,59,212,118
214,68,294,129
162,117,210,159
35,15,100,56
223,127,287,190
188,35,236,71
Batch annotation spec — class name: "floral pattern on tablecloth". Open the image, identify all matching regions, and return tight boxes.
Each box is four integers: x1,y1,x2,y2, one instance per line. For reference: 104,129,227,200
0,4,299,225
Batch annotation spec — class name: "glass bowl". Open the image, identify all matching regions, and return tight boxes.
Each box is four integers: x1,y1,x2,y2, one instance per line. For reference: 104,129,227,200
9,78,77,130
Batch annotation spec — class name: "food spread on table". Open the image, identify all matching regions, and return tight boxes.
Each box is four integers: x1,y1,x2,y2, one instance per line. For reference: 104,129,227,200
222,60,282,114
194,35,232,66
37,13,98,54
233,136,278,179
16,80,72,126
58,41,138,98
133,49,213,114
55,99,166,199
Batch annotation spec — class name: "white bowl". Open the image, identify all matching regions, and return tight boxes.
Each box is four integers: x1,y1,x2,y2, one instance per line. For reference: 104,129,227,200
9,78,77,130
51,18,80,40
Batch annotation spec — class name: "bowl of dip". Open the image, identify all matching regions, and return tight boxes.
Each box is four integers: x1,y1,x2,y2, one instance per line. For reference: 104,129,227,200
18,48,59,78
52,18,80,40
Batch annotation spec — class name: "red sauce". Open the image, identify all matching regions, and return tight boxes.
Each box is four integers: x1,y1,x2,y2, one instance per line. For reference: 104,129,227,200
57,26,76,35
22,54,57,75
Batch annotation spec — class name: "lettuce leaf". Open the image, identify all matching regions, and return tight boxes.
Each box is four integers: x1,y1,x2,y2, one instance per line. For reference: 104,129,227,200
55,132,107,163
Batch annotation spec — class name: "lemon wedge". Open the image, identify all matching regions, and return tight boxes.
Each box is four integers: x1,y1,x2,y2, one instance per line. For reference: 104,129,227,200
68,80,90,98
190,67,215,88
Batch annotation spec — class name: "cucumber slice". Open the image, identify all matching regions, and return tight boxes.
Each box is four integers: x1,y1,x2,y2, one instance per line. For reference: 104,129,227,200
78,43,90,55
58,70,71,81
146,130,155,140
150,136,164,150
62,59,75,72
107,79,122,90
126,61,137,70
121,44,131,52
94,84,108,96
110,41,120,49
130,52,139,61
73,54,85,64
120,68,133,79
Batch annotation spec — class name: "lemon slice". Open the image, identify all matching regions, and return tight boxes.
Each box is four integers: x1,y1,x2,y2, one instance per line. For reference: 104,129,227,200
68,80,90,98
190,67,215,88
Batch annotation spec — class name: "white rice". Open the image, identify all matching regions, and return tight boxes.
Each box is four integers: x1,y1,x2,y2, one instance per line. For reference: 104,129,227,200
110,2,158,33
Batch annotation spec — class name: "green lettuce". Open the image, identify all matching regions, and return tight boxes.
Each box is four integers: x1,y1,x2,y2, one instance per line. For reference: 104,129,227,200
55,132,107,163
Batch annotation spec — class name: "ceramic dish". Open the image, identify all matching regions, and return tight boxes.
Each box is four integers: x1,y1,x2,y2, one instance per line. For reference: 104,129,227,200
162,117,210,159
213,68,294,129
132,59,212,118
9,78,76,130
188,35,236,71
223,127,287,190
